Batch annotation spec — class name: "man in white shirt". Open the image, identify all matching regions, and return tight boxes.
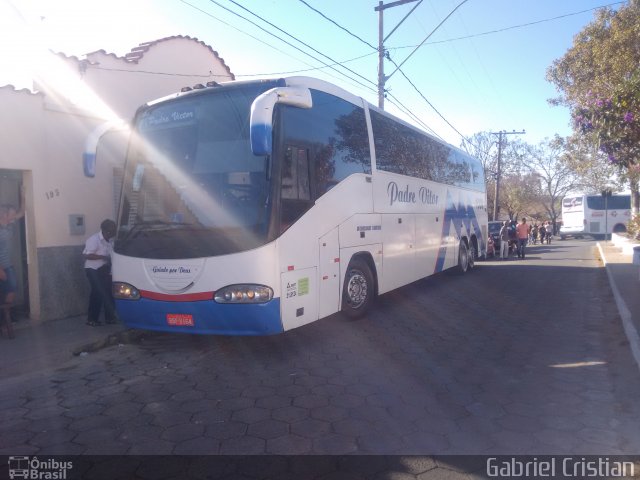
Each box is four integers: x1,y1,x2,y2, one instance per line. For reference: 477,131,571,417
83,219,117,326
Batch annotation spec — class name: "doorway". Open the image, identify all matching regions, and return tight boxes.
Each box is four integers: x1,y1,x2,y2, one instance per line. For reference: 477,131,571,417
0,170,29,319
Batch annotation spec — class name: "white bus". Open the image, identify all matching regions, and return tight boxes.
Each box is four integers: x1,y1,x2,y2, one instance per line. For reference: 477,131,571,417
110,76,488,335
560,193,630,239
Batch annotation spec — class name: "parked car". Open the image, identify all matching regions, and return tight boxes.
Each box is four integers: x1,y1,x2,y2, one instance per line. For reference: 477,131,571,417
488,221,503,250
489,220,517,256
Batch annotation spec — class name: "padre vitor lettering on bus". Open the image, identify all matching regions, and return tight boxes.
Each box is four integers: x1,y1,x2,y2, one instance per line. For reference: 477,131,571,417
387,181,439,207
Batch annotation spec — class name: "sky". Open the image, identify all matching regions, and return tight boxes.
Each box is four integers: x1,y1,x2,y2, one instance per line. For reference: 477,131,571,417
0,0,625,148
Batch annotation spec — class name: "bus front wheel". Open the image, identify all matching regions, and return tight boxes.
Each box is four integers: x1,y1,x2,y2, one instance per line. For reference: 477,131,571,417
342,258,374,318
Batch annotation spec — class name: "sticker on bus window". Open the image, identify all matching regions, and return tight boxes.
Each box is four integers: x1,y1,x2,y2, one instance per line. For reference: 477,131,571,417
167,313,194,327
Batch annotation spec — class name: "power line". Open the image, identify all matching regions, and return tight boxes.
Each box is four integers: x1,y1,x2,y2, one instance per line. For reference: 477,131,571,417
203,0,377,95
87,65,225,78
382,2,622,143
389,1,625,50
87,56,376,79
235,52,377,77
179,0,324,76
386,0,470,81
382,0,424,44
224,0,377,89
296,0,377,51
293,0,462,138
385,91,443,140
185,0,472,147
184,0,378,83
396,62,466,142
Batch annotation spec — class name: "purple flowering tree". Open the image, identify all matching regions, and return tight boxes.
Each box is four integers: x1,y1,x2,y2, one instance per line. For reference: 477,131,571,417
571,76,640,215
547,1,640,215
572,75,640,172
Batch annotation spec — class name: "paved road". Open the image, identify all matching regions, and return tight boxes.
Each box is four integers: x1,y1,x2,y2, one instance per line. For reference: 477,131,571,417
2,239,640,461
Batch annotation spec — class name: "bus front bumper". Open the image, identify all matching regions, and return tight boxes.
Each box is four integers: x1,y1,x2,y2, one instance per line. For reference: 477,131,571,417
560,226,585,236
115,297,283,335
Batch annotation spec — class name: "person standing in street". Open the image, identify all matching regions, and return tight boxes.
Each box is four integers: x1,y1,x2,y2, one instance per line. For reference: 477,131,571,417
545,221,552,244
83,219,117,326
539,222,547,245
516,217,529,259
499,220,510,260
0,187,26,307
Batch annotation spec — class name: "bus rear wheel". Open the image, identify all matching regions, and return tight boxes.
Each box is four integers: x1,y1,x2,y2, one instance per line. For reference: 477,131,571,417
468,241,476,270
341,258,374,318
457,240,469,274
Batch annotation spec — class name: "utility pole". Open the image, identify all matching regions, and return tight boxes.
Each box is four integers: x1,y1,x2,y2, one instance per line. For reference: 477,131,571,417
375,0,420,109
602,188,612,241
490,129,525,221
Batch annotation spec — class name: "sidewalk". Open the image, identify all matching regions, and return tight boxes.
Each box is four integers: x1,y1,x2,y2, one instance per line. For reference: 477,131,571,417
0,314,148,380
597,240,640,373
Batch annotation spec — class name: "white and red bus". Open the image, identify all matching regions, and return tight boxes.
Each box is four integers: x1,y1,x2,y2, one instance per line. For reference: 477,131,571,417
560,193,630,239
107,76,488,335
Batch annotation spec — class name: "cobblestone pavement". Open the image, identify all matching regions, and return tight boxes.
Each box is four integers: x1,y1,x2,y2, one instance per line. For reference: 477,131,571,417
1,240,640,467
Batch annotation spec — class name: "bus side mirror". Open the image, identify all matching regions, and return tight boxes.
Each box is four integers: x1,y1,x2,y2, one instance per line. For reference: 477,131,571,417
83,120,130,177
250,87,312,156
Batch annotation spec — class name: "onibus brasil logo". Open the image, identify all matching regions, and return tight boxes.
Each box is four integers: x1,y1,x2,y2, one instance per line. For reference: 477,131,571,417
8,456,73,479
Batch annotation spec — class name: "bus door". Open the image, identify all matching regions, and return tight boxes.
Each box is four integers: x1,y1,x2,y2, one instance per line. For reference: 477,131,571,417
280,145,313,231
279,144,319,329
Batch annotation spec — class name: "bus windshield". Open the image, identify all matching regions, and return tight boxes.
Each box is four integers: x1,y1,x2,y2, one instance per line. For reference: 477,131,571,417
116,83,278,259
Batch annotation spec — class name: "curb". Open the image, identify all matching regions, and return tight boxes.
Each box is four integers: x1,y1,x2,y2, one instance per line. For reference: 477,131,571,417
71,328,156,356
597,242,640,375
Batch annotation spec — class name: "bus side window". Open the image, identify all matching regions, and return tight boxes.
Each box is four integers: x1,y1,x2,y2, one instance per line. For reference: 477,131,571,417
281,145,311,231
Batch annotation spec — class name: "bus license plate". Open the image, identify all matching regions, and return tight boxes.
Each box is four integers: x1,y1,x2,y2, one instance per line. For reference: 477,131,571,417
166,313,194,327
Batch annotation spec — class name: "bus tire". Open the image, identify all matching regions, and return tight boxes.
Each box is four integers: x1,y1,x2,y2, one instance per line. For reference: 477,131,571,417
341,258,374,318
468,239,477,270
457,239,469,274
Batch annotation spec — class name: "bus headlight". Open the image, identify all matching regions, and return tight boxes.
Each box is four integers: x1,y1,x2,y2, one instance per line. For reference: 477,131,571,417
214,284,273,304
113,282,140,300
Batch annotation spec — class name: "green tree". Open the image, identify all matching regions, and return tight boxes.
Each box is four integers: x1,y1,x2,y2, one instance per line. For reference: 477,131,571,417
556,135,623,193
462,132,525,220
462,132,498,219
501,172,541,222
522,137,579,231
546,0,640,213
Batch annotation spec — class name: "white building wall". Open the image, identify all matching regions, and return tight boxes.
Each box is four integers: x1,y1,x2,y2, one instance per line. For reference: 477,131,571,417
0,36,234,321
83,37,233,121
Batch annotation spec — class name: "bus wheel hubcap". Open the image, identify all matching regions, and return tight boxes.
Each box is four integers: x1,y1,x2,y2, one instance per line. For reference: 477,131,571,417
347,272,367,308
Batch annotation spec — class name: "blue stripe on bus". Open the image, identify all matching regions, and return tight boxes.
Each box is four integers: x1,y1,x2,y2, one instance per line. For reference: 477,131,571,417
116,297,283,335
434,191,484,273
